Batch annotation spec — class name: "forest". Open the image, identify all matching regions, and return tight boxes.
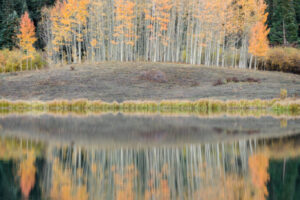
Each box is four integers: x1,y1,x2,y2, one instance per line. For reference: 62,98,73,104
0,0,299,73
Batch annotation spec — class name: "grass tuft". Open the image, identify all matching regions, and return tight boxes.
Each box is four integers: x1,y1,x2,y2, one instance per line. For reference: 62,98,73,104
280,89,288,99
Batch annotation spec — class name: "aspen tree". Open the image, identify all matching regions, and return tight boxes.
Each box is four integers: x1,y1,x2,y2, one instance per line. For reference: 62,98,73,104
249,0,270,69
75,0,90,63
19,152,37,199
50,1,64,64
18,12,37,70
113,0,137,61
42,0,270,69
88,0,105,62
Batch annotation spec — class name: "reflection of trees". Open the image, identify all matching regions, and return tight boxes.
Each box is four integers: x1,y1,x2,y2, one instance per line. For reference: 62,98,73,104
42,139,268,199
249,153,270,200
0,137,42,199
50,158,88,200
113,164,137,200
0,137,43,160
268,158,300,200
18,151,37,199
3,135,300,199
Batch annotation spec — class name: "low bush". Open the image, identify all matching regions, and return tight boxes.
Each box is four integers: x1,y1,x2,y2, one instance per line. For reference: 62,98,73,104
0,49,47,73
263,47,300,74
213,77,260,86
280,89,288,99
139,69,167,83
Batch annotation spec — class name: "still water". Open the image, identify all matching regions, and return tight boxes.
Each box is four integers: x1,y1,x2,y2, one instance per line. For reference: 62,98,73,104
0,114,300,200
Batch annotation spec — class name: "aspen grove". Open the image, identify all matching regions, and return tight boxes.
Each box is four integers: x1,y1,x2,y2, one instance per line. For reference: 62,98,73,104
42,0,269,69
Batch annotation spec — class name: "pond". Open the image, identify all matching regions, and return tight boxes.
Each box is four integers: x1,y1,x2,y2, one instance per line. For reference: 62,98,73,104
0,114,300,199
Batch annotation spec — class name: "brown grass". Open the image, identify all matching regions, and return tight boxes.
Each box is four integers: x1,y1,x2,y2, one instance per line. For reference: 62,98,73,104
1,62,299,101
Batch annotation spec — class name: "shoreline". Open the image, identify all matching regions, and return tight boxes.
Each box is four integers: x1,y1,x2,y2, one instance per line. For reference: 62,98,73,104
0,98,299,116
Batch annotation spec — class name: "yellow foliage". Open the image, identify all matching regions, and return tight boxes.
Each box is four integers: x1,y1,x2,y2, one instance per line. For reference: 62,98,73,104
113,0,137,46
265,47,300,73
280,89,288,99
0,49,45,73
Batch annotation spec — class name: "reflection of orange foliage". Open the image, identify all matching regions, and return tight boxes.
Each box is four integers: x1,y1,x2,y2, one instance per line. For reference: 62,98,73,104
145,163,170,200
160,179,170,200
114,164,137,200
195,172,251,200
18,151,36,198
76,186,89,200
249,153,270,199
50,158,88,200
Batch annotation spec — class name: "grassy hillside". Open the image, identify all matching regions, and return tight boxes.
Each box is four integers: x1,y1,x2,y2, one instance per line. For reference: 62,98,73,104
0,62,299,101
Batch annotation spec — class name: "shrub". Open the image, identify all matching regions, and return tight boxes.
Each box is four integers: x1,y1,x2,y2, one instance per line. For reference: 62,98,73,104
213,78,227,86
264,47,300,74
280,89,287,99
0,49,46,73
139,70,167,83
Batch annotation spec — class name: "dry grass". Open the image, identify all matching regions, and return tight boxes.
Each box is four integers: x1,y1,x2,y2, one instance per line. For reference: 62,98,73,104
1,62,299,101
0,98,299,116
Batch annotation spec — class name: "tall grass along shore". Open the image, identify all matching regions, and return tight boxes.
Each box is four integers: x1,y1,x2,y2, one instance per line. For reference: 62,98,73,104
0,98,299,116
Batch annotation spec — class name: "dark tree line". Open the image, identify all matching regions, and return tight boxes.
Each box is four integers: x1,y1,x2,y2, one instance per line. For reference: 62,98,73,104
0,0,299,50
266,0,300,46
0,0,55,49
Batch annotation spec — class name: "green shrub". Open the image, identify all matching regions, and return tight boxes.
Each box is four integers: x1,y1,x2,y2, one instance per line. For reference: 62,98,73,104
264,47,300,74
0,49,47,73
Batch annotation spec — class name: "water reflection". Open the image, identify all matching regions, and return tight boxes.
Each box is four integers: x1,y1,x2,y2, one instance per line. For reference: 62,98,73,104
0,114,300,199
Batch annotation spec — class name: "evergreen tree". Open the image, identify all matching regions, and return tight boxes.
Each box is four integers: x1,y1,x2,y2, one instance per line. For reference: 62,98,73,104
0,11,19,49
269,0,298,45
294,0,300,44
266,0,274,29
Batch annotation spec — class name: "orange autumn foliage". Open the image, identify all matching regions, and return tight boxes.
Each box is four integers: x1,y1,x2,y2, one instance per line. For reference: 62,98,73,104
17,12,37,54
249,22,270,57
114,0,137,45
144,0,172,45
18,151,36,198
114,164,137,200
248,153,270,199
145,163,170,200
248,0,269,57
50,159,89,200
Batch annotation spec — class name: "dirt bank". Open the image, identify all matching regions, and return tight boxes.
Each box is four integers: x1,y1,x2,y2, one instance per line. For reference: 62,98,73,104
0,62,299,101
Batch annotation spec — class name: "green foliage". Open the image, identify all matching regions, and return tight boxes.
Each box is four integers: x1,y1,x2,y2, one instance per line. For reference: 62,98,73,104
263,47,300,73
0,49,46,73
0,11,19,49
294,0,300,44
